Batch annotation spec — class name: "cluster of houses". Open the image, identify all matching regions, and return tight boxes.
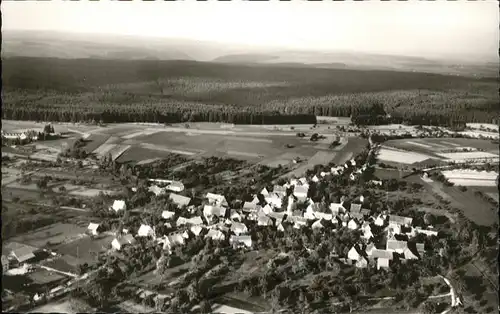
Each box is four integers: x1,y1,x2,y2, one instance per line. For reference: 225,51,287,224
91,157,439,273
1,130,39,141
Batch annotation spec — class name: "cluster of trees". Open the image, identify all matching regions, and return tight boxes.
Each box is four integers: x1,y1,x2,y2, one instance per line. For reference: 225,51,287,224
4,57,498,127
59,138,90,159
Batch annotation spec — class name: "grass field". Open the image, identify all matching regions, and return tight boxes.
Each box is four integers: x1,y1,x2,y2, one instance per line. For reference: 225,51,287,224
386,138,499,156
56,234,115,264
10,223,88,249
441,170,498,187
378,147,435,164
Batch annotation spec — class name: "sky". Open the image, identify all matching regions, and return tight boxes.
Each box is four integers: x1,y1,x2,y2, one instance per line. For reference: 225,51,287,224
2,0,498,61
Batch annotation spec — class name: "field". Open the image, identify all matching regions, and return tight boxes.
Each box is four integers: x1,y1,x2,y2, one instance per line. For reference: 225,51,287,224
381,138,500,166
55,233,115,264
31,298,94,313
9,223,88,249
441,170,498,187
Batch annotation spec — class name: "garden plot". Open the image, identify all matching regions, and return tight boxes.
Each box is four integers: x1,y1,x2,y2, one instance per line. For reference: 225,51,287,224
378,147,435,164
53,184,118,197
56,234,115,264
441,170,498,187
140,143,199,156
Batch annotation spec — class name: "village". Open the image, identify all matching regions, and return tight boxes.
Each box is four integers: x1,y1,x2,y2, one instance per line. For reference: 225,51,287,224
1,120,498,314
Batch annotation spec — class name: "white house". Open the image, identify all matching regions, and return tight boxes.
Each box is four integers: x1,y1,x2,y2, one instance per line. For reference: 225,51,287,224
162,210,176,220
347,219,359,230
320,171,330,177
230,235,252,248
230,222,248,235
273,185,287,197
370,180,383,186
293,185,309,200
315,212,333,221
348,246,362,261
374,214,386,226
355,256,368,268
292,216,308,229
258,215,272,226
242,201,258,212
312,175,320,183
277,223,285,232
386,240,408,254
261,187,270,196
365,243,375,256
298,177,308,186
362,224,374,240
414,227,438,237
169,193,191,207
265,194,283,209
389,215,413,226
262,204,273,215
87,223,101,236
205,229,225,241
330,203,346,214
230,209,242,221
111,234,136,251
312,220,324,230
203,205,227,223
206,193,228,207
148,185,166,196
350,159,356,166
110,200,126,212
137,224,155,238
190,225,205,236
377,258,390,270
165,181,184,192
403,248,419,260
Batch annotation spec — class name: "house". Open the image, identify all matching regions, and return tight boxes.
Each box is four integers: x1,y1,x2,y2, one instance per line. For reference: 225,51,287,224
349,173,356,181
230,209,242,221
148,185,166,196
2,255,9,272
330,202,346,214
110,200,126,212
347,245,362,261
350,203,362,214
258,215,272,226
374,214,386,226
370,249,394,260
261,204,273,215
250,195,260,204
137,224,155,238
268,211,286,224
206,193,228,207
312,220,324,230
87,223,101,236
169,193,191,207
350,159,356,166
230,222,248,235
386,224,402,238
292,216,308,229
386,240,408,253
304,205,317,220
416,243,425,255
312,175,320,183
287,195,296,213
403,248,419,260
365,243,375,256
414,227,438,237
188,216,204,225
298,177,308,186
293,185,308,199
277,223,285,232
362,224,374,240
389,215,413,226
162,210,176,220
347,219,359,230
315,211,333,221
377,258,390,270
9,246,37,264
205,229,225,241
203,205,227,223
230,235,252,248
165,181,184,192
261,187,270,196
370,180,383,186
190,225,205,236
111,234,136,251
242,201,258,212
273,185,287,197
320,171,330,177
265,194,283,209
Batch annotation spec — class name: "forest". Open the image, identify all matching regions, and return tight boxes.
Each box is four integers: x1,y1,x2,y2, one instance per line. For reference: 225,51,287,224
2,57,498,126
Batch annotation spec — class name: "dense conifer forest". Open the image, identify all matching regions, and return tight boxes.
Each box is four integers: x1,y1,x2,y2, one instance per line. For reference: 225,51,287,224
2,57,498,126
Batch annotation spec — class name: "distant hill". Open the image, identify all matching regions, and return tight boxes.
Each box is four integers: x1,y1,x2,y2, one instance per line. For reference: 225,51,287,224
2,30,498,78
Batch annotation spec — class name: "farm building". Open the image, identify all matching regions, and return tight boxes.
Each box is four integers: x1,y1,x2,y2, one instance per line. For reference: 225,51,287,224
203,205,227,223
205,229,225,241
165,181,184,192
389,215,413,226
162,210,176,220
111,234,136,251
110,200,126,212
206,193,228,207
230,235,252,248
386,240,408,253
169,193,191,207
377,258,390,270
87,223,102,236
137,224,155,238
293,185,308,199
9,245,37,265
